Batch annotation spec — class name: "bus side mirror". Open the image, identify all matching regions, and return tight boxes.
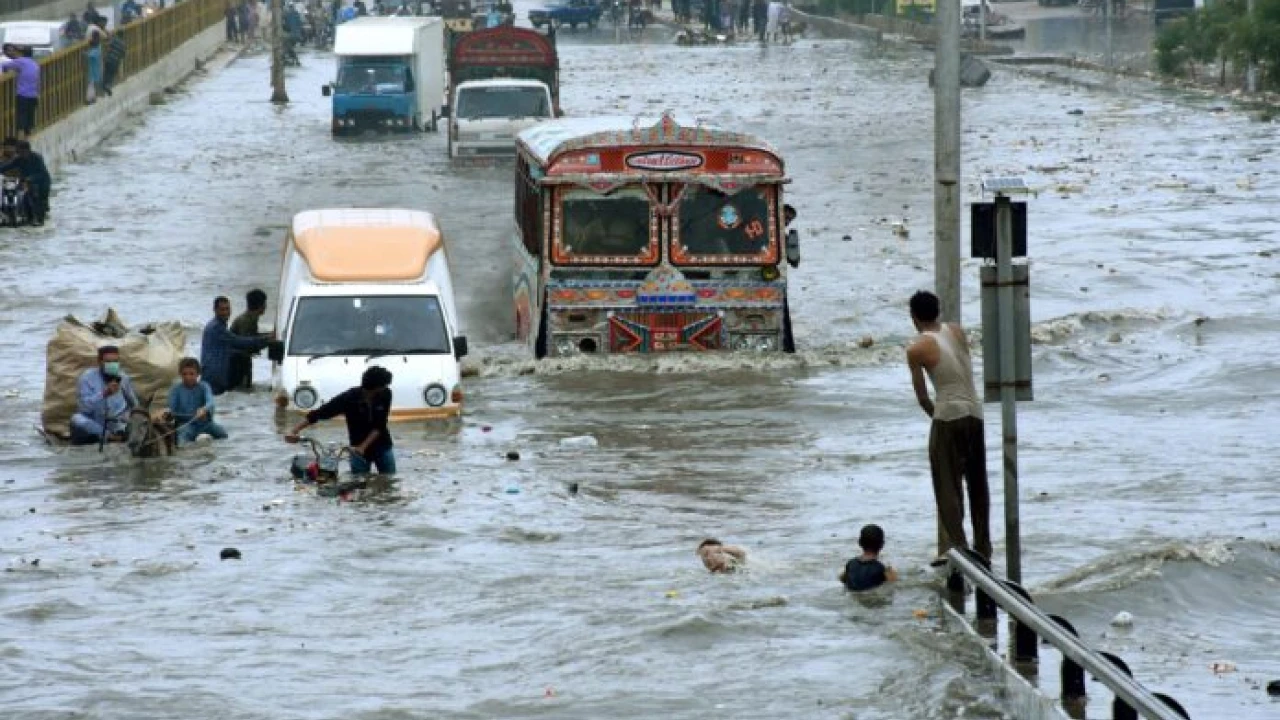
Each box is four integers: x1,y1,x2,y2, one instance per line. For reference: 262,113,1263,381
785,228,800,269
453,336,469,359
322,84,332,97
268,340,285,363
441,104,451,117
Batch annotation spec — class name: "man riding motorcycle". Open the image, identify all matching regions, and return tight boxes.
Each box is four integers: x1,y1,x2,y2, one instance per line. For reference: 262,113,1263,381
0,138,50,225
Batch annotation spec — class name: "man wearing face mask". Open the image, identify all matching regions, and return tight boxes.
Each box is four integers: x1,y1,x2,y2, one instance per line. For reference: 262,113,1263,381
70,345,140,445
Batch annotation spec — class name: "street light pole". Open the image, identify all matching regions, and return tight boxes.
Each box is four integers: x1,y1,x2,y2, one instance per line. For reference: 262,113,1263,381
1246,0,1258,92
934,0,962,323
271,0,290,103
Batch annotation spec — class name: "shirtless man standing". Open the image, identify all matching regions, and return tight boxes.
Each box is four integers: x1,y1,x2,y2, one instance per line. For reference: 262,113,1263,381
905,290,992,564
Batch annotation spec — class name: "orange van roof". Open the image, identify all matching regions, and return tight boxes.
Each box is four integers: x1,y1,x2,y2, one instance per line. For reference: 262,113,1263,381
291,209,442,283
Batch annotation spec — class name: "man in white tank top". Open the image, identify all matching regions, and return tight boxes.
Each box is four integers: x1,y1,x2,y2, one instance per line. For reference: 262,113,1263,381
905,291,992,563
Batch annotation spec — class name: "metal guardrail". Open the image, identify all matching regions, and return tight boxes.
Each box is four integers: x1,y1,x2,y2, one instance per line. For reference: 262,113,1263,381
945,548,1191,720
0,0,224,139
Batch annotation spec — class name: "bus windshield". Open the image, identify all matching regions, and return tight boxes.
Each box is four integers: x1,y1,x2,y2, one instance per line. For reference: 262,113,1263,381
674,185,775,264
456,86,551,120
288,295,450,356
557,187,653,262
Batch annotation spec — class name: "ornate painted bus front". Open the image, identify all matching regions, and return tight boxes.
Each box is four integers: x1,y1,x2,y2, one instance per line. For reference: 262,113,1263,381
513,114,797,358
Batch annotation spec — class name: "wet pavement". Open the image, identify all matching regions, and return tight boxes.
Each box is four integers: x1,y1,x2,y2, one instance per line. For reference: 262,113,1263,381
1,13,1279,720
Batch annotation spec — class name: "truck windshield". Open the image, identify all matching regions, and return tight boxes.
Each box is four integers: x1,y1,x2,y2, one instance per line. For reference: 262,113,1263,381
288,296,451,357
558,187,653,262
673,185,775,264
336,64,407,95
456,86,550,120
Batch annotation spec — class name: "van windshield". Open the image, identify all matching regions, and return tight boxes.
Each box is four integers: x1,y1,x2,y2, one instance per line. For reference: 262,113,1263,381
288,295,451,357
456,86,550,120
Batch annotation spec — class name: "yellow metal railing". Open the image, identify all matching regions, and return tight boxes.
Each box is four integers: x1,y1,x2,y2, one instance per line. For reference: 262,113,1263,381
0,0,225,139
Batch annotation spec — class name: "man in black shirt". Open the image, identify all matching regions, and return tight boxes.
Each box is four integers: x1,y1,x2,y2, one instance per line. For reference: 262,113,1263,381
0,140,51,223
285,366,396,474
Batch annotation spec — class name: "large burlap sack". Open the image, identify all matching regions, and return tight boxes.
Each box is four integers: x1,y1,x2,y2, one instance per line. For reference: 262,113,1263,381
40,309,186,439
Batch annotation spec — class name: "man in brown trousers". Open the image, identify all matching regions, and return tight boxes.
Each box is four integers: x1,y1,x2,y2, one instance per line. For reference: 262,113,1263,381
905,290,992,565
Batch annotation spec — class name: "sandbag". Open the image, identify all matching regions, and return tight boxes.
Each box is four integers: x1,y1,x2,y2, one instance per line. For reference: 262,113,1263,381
40,309,186,439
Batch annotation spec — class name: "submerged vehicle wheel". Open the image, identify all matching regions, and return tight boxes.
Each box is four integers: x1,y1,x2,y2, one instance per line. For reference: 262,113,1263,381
534,304,549,359
782,301,796,354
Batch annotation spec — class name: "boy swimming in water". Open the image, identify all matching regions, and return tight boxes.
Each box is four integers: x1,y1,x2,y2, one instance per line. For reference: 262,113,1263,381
839,524,899,592
697,538,747,573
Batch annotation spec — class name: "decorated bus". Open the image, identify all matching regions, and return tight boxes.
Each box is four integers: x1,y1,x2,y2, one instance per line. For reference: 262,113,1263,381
513,113,800,358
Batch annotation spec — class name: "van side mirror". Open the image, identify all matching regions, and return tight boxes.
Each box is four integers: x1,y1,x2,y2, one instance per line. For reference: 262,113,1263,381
268,340,285,363
322,84,332,97
453,336,468,359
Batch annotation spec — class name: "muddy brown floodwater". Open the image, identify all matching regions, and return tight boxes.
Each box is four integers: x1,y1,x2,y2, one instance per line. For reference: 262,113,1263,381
1,13,1277,720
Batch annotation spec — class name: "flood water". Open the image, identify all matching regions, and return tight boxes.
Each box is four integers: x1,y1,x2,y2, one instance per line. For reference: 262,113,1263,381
2,12,1278,720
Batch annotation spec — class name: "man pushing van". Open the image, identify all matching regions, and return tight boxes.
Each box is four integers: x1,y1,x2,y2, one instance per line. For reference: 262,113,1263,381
284,366,397,475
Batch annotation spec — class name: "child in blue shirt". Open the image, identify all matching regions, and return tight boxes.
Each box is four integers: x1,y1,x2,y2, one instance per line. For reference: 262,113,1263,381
167,357,228,446
839,524,899,592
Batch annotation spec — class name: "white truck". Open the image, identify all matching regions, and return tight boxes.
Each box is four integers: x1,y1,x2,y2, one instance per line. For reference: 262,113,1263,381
323,17,446,135
446,26,560,159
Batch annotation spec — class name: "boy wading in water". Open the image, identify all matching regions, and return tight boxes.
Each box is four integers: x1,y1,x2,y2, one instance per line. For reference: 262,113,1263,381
905,290,992,565
839,524,899,592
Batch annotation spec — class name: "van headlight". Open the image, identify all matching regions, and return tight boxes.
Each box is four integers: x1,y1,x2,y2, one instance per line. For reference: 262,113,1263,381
294,386,318,409
423,383,447,407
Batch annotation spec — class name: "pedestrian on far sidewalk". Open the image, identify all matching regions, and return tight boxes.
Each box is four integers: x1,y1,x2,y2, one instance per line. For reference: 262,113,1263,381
904,290,992,565
751,0,767,40
225,1,241,42
85,34,104,103
104,27,126,96
0,44,40,140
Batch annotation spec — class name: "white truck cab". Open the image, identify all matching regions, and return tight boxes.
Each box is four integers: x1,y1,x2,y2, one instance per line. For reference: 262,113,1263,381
450,78,554,158
272,208,467,420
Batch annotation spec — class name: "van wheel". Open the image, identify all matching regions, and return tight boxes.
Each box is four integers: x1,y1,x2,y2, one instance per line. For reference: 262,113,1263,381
534,304,549,359
782,300,796,353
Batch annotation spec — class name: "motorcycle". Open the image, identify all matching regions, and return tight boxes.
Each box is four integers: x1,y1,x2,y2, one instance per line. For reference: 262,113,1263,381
0,177,31,227
288,435,368,497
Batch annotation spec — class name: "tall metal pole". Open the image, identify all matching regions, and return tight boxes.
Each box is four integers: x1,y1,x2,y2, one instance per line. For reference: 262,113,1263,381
1103,0,1113,71
271,0,290,103
995,194,1020,583
979,0,986,44
1246,0,1258,92
934,0,962,323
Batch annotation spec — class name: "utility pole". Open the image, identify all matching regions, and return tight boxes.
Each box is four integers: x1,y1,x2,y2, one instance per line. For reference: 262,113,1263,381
934,0,962,322
270,0,290,103
1103,0,1113,71
1246,0,1258,92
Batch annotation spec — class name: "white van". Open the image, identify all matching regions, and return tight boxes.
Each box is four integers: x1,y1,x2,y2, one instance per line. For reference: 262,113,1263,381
272,208,468,420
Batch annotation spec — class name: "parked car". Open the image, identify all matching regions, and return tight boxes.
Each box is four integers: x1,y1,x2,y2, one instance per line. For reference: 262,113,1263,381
528,0,601,30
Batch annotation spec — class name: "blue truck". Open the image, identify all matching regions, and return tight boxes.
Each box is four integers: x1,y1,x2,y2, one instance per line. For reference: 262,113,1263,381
322,17,446,135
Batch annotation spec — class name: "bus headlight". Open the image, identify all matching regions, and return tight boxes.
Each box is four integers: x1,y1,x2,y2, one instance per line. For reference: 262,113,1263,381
424,383,448,407
294,386,318,409
761,265,781,281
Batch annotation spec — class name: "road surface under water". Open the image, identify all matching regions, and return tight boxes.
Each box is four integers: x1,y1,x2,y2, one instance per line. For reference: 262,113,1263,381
1,16,1278,720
